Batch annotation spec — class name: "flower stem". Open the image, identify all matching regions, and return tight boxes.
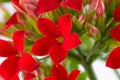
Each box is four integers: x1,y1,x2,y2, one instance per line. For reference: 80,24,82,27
114,70,120,79
69,48,97,80
82,62,97,80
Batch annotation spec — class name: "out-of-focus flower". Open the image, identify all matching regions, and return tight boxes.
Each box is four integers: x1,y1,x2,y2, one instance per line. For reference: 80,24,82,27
0,30,39,80
45,64,80,80
12,0,39,17
2,12,20,29
114,6,120,22
31,14,81,65
37,0,82,13
110,24,120,42
106,47,120,69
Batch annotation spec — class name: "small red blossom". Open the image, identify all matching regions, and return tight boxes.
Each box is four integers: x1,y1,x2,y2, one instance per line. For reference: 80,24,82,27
45,64,80,80
106,47,120,69
110,24,120,42
0,30,39,79
31,14,81,65
37,0,82,13
114,6,120,22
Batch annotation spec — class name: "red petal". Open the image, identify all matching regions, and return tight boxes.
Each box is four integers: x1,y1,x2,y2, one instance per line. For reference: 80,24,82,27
0,40,17,57
37,18,60,37
110,24,120,42
3,13,19,29
58,14,72,38
12,0,26,13
19,53,39,72
49,44,67,65
0,56,19,80
31,37,56,56
114,6,120,22
13,30,25,53
106,47,120,69
45,76,56,80
52,64,68,80
68,70,80,80
37,0,61,13
63,33,81,50
11,73,19,80
61,0,82,11
24,73,35,80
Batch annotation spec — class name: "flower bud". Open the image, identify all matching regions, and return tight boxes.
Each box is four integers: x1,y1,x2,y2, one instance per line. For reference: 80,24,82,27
89,25,98,36
78,14,86,23
95,0,105,16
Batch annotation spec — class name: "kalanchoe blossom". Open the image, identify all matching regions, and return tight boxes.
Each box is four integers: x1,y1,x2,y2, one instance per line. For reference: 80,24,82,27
31,14,81,65
106,47,120,69
37,0,82,13
110,24,120,42
114,6,120,22
0,30,39,79
45,64,80,80
12,0,39,17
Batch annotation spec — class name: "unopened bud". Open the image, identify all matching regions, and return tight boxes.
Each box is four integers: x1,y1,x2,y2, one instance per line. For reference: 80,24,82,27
95,0,105,16
78,14,86,23
89,25,98,36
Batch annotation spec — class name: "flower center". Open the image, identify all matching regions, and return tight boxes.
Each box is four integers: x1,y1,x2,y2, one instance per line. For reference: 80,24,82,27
56,36,64,43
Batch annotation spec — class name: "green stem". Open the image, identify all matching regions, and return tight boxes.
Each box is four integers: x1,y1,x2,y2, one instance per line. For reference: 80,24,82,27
69,49,97,80
114,70,120,79
86,42,100,63
82,63,97,80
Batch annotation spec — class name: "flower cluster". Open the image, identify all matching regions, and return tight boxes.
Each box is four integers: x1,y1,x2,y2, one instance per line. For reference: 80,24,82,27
0,0,120,80
0,0,82,80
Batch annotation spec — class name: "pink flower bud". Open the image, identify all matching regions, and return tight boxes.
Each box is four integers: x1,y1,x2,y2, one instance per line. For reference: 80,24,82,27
95,0,105,16
78,14,86,23
89,25,98,36
90,0,105,16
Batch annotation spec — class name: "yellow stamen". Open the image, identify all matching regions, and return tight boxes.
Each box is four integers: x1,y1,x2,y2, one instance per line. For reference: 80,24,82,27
56,36,64,43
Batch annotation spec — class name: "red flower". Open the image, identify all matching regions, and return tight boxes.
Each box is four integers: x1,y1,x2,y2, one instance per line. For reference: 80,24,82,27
2,12,19,29
37,0,82,13
110,24,120,42
106,47,120,69
45,64,80,80
12,0,39,17
0,30,39,79
31,14,81,65
114,6,120,22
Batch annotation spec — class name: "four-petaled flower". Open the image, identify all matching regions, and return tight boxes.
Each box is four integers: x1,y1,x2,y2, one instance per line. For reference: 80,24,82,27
0,30,39,80
45,64,80,80
37,0,82,13
31,14,81,65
